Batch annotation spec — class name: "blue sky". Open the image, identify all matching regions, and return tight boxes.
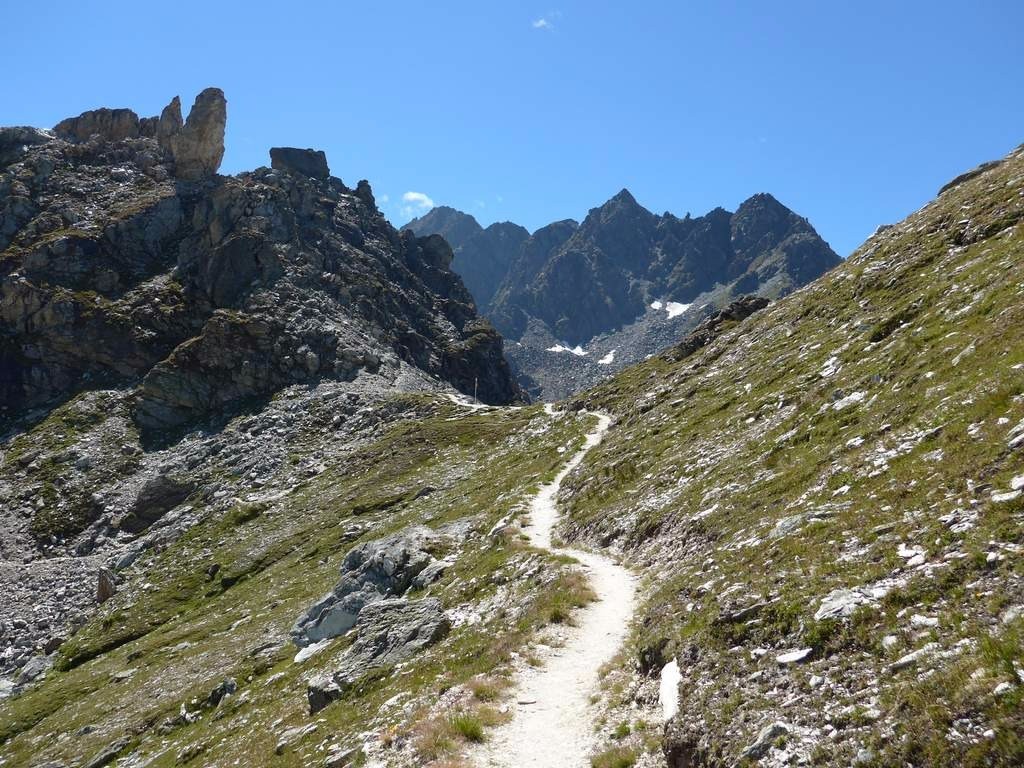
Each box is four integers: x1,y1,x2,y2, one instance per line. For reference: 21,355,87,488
3,1,1022,256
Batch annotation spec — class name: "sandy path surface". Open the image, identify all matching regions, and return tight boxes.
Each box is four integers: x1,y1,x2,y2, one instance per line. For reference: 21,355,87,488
472,409,638,768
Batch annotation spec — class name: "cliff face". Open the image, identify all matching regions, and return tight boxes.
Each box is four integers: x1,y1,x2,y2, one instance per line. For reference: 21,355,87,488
0,90,521,437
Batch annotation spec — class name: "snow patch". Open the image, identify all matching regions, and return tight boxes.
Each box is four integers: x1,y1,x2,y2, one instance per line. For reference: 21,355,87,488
650,299,691,319
665,301,690,319
546,344,587,357
658,660,681,721
598,350,616,365
294,638,333,664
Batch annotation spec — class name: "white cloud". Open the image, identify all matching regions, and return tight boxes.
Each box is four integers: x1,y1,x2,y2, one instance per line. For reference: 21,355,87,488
474,199,486,209
378,193,389,204
532,10,561,30
400,191,434,219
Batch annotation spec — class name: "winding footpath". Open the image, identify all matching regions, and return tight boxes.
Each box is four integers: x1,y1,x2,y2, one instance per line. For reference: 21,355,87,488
472,406,638,768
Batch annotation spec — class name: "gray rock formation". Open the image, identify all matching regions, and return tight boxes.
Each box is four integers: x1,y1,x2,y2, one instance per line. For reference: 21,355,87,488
156,96,183,143
270,147,330,180
291,527,440,647
165,88,226,180
0,88,521,437
54,108,140,143
307,597,450,713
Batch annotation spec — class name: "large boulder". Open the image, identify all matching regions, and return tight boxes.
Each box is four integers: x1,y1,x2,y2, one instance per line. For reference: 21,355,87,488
53,108,140,143
166,88,226,180
307,597,450,713
117,475,195,534
270,147,330,180
291,527,440,647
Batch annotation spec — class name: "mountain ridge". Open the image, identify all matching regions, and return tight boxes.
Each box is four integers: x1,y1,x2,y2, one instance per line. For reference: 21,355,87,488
407,189,841,399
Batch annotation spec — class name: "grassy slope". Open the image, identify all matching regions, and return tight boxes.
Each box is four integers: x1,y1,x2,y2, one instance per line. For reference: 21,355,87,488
564,146,1024,766
0,398,597,767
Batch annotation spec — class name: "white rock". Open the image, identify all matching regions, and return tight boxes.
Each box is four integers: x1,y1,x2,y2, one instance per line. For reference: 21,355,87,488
992,490,1021,503
814,588,868,621
889,642,939,672
898,543,926,559
994,681,1014,696
881,635,899,650
1012,475,1024,491
833,391,867,411
910,614,939,628
777,648,813,665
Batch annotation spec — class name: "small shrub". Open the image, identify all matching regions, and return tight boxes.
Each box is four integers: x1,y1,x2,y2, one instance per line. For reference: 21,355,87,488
467,676,502,702
447,712,485,742
591,745,638,768
412,718,457,761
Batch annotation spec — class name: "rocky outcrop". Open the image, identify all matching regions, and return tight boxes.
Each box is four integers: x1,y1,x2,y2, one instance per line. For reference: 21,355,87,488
1,88,521,436
155,96,183,143
164,88,226,180
291,527,441,647
49,90,225,181
270,147,330,180
661,295,770,362
54,108,140,143
307,597,450,713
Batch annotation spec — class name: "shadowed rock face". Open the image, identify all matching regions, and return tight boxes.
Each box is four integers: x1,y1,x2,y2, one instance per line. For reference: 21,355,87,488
1,89,522,435
270,147,330,179
404,206,530,311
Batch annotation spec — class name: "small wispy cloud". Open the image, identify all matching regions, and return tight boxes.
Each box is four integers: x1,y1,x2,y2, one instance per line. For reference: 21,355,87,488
475,200,487,209
378,193,390,204
532,10,561,30
400,191,435,219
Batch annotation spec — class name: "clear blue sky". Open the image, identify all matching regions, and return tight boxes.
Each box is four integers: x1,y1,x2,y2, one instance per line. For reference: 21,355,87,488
3,1,1022,256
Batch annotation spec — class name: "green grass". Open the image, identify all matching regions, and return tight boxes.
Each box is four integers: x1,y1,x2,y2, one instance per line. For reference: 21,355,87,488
566,145,1024,765
0,398,602,767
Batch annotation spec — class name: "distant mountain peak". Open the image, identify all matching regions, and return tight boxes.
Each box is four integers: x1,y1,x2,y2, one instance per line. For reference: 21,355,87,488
407,190,838,399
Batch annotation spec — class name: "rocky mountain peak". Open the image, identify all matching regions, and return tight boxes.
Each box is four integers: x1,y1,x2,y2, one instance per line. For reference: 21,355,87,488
586,187,653,228
51,88,227,182
1,87,520,438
